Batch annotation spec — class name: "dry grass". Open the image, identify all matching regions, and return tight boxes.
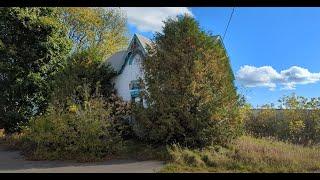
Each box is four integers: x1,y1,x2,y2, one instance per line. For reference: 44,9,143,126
231,136,320,172
3,128,320,172
0,129,4,138
161,136,320,173
117,140,170,161
0,129,5,143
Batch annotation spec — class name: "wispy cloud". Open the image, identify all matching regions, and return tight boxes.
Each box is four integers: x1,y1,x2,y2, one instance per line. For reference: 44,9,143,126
120,7,193,32
236,65,320,90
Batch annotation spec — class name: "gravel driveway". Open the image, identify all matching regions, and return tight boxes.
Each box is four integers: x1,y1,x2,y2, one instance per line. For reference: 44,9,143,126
0,145,164,173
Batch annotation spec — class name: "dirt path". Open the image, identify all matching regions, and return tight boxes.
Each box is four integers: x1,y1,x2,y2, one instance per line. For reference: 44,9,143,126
0,146,164,173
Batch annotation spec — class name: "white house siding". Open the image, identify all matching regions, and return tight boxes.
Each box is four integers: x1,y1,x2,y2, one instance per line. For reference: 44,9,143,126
112,53,145,101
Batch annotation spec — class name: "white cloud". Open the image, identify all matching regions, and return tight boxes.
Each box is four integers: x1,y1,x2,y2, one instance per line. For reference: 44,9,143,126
120,7,193,32
236,65,320,90
236,65,281,90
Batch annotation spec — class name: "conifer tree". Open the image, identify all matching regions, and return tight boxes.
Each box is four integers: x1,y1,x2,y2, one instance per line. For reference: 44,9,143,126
133,15,242,147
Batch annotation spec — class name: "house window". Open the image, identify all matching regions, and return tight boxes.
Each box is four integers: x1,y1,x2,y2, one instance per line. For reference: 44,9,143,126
129,80,141,90
128,54,134,65
129,80,144,105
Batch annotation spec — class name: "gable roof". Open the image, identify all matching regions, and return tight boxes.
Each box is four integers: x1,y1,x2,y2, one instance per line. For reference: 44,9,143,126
135,34,152,52
104,34,228,74
104,50,127,73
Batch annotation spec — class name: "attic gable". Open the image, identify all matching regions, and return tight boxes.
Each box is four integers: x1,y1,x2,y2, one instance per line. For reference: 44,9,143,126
128,34,152,55
104,34,152,74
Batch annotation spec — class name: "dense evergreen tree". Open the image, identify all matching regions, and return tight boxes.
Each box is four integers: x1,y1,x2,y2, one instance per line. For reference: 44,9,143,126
0,8,72,132
133,15,242,147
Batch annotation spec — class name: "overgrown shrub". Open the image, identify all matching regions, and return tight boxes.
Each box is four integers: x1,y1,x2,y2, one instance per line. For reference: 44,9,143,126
245,104,280,138
53,61,132,140
9,42,132,161
0,7,128,133
245,94,320,145
52,48,117,108
107,93,133,139
16,93,123,162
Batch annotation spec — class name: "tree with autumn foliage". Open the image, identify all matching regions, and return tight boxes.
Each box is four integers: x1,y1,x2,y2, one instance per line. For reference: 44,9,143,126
61,7,128,60
52,7,129,106
133,15,243,148
0,7,129,132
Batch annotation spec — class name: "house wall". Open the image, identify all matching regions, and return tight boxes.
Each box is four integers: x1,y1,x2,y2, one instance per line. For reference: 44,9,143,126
112,53,144,101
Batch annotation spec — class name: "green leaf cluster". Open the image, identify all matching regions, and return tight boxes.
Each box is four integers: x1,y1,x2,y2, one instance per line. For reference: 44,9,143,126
0,8,72,132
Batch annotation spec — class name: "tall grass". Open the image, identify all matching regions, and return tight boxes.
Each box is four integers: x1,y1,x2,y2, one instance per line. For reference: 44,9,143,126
0,129,4,140
162,136,320,173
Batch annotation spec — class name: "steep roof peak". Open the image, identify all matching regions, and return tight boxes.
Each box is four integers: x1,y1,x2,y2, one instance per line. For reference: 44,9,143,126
133,33,152,52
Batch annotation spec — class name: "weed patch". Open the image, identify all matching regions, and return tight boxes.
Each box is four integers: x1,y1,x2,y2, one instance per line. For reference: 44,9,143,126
161,136,320,173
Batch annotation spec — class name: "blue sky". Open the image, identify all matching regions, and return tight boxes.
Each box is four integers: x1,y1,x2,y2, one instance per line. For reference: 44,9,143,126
122,7,320,107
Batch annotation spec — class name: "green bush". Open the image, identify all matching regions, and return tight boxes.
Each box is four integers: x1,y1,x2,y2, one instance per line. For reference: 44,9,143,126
52,48,117,107
9,43,132,161
17,94,123,162
245,104,280,138
107,93,133,139
133,15,243,148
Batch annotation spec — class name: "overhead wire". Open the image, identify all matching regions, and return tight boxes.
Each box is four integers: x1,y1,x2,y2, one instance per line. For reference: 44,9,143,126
222,7,235,41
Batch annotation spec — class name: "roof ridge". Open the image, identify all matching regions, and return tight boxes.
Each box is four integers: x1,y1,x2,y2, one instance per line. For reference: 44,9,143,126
135,33,150,39
135,33,152,43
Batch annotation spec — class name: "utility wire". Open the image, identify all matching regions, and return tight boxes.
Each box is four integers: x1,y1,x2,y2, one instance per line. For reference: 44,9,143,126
222,7,235,41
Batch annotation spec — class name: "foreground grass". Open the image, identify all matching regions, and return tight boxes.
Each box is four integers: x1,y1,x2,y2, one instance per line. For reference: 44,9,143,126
161,136,320,173
2,129,320,172
0,129,5,145
0,129,4,140
117,140,169,161
0,131,169,162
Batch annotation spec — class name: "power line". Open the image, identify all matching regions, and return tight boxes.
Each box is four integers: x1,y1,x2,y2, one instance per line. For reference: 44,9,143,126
222,7,235,41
